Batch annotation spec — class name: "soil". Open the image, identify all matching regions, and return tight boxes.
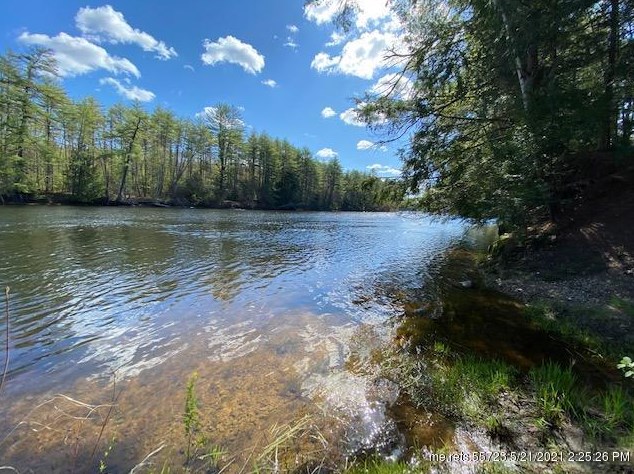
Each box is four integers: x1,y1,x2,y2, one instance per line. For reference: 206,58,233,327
487,163,634,347
474,161,634,473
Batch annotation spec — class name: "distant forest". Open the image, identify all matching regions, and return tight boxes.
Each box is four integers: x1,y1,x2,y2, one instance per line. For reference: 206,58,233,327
0,49,406,210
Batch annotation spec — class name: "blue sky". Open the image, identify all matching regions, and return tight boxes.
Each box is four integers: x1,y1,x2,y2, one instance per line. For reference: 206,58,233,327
0,0,410,176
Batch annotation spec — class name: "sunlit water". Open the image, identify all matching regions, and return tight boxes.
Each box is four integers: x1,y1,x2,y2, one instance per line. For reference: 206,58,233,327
0,207,467,471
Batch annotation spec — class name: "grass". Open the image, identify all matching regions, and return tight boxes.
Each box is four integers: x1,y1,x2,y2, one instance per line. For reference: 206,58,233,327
253,415,316,472
183,372,200,464
523,303,603,354
602,386,631,429
523,298,634,361
342,457,418,474
476,463,517,474
609,296,634,317
529,362,579,427
423,352,516,421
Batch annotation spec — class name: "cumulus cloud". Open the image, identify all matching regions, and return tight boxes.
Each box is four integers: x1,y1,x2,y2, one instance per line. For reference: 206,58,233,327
311,30,396,79
367,163,401,176
357,140,388,151
262,79,278,88
339,107,365,127
18,31,140,77
201,36,265,74
287,24,299,34
303,0,343,25
354,0,393,29
321,107,336,118
76,5,177,60
370,72,414,100
326,31,346,47
311,52,340,73
341,102,388,127
316,148,338,159
100,77,155,101
304,0,395,30
357,140,374,150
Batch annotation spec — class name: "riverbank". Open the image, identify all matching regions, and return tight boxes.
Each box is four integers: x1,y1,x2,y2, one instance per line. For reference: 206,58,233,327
372,171,634,472
0,192,405,212
371,241,634,473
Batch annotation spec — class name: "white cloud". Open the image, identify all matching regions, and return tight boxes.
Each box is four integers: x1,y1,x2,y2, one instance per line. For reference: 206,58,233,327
262,79,278,88
303,0,343,25
311,30,396,79
184,64,195,72
99,77,155,101
341,102,388,127
357,140,374,150
367,163,401,176
304,0,395,30
316,148,338,159
370,72,414,100
201,36,265,74
354,0,392,29
326,31,345,47
287,24,299,34
321,107,336,118
357,140,388,151
339,107,365,127
284,37,299,49
311,52,340,74
76,5,177,60
18,32,140,77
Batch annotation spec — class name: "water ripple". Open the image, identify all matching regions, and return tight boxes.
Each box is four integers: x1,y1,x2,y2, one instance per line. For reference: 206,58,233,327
0,208,466,396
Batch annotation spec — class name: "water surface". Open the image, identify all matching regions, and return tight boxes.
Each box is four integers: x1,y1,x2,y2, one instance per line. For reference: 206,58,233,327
0,207,466,470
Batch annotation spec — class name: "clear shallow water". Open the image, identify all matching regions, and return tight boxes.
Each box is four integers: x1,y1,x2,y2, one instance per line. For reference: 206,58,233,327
0,207,466,470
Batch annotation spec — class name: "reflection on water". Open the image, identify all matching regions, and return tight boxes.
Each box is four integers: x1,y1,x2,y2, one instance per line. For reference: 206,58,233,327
0,207,466,470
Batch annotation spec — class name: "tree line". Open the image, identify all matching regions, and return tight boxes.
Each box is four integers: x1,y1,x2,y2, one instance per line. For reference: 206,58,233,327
0,49,406,211
351,0,633,230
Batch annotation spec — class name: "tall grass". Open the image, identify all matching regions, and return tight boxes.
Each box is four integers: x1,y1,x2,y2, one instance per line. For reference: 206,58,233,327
183,372,200,464
529,362,578,427
426,353,515,420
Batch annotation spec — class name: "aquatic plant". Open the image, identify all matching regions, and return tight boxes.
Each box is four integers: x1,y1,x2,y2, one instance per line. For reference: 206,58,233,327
98,436,116,474
183,372,200,464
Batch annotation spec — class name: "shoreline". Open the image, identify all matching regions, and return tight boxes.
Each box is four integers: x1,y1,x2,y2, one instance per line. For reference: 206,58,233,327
378,241,634,473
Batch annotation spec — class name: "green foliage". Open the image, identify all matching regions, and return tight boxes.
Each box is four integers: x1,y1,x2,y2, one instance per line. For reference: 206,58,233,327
0,48,404,210
529,362,578,427
183,372,200,464
617,357,634,378
356,0,634,229
343,457,415,474
407,349,515,421
98,436,116,474
476,462,517,474
601,386,632,431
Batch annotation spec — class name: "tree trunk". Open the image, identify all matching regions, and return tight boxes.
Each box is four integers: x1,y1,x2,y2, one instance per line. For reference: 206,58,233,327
601,0,619,150
116,117,142,204
494,0,530,112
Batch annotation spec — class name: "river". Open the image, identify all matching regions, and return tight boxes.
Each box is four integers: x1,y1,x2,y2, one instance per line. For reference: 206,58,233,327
0,207,468,472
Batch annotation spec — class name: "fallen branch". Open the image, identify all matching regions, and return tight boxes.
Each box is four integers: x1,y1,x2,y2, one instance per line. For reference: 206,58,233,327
128,443,165,474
